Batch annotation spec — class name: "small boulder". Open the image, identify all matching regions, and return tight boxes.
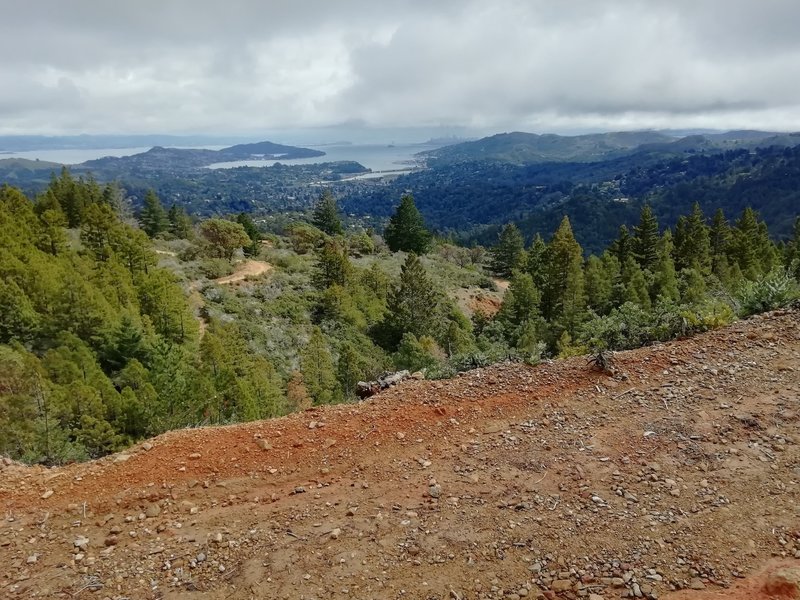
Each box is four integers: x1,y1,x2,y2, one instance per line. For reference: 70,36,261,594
763,567,800,598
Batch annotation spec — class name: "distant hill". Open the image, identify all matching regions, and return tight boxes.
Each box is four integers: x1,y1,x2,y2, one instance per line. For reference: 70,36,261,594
80,140,325,173
418,129,799,166
344,141,800,253
218,141,324,160
0,157,63,184
0,157,62,170
418,130,675,165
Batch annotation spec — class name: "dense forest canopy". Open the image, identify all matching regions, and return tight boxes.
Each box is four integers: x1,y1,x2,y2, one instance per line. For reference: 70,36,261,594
1,168,798,464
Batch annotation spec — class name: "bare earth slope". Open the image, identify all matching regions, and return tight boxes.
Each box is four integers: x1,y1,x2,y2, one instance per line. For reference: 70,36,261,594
2,309,799,600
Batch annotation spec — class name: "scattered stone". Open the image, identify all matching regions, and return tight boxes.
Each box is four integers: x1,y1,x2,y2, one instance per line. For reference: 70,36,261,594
74,536,89,551
40,490,53,499
142,442,153,451
689,577,706,590
551,579,572,592
763,567,800,597
255,438,272,450
145,504,161,518
429,479,442,499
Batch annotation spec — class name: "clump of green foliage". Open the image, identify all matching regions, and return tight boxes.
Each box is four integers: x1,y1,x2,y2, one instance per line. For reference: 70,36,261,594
1,173,797,466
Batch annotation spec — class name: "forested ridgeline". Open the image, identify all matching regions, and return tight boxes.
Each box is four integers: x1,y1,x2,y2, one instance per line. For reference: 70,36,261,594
342,144,800,253
1,171,799,465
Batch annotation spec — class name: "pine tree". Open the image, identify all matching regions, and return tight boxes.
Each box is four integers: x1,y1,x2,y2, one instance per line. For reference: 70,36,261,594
633,204,660,270
235,212,261,256
610,225,633,265
584,253,616,314
651,231,680,304
674,203,711,273
312,239,353,289
311,190,344,236
138,190,168,238
167,204,193,239
726,207,777,280
490,223,526,278
541,217,586,335
621,256,651,310
525,233,548,289
680,267,707,305
378,253,445,348
383,194,431,254
301,327,340,405
786,216,800,279
337,342,367,399
496,272,541,330
709,208,731,278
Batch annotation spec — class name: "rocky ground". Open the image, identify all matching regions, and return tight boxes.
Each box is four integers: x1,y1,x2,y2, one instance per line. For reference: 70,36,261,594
2,308,800,600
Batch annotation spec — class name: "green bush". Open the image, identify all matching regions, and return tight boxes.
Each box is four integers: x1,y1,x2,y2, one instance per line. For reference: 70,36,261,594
198,258,234,279
735,269,800,316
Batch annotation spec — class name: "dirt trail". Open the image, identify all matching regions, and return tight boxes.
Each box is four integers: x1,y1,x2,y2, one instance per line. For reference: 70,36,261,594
1,308,799,600
186,260,273,338
215,260,272,285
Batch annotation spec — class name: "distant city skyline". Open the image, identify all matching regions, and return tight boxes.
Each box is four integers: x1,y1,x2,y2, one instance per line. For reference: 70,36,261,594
2,1,800,136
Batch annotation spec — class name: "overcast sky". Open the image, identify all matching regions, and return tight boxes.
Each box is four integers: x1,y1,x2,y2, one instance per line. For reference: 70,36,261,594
2,0,800,139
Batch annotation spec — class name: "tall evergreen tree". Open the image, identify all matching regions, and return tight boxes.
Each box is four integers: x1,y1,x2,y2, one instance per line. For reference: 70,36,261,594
541,217,585,335
620,256,651,310
490,223,526,278
138,190,168,238
584,253,617,315
235,212,261,256
311,190,344,236
709,208,732,278
312,239,353,289
378,253,444,348
301,327,340,405
674,203,711,273
168,204,193,239
525,233,548,289
383,194,431,254
496,272,541,331
680,267,707,305
651,231,680,303
610,224,633,266
633,204,660,270
728,207,777,280
786,216,800,279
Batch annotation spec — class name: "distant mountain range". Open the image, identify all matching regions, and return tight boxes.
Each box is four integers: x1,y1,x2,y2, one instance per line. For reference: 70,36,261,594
0,140,326,176
418,129,800,165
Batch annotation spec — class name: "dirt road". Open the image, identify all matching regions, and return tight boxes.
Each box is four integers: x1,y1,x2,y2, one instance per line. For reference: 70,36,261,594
1,309,799,599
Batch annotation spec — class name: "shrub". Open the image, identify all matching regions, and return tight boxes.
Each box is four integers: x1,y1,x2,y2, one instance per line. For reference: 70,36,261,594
735,269,800,317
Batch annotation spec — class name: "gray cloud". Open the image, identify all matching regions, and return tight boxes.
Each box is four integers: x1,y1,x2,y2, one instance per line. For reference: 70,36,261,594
2,0,800,136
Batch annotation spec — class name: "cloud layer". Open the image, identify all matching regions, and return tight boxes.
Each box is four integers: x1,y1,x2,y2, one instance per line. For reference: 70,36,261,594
3,0,800,136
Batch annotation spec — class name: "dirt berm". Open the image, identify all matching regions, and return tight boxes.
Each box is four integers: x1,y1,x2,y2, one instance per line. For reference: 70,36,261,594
2,309,800,600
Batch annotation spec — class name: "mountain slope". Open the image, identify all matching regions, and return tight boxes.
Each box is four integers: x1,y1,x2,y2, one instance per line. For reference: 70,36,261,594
2,308,799,599
420,130,675,165
418,129,799,166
